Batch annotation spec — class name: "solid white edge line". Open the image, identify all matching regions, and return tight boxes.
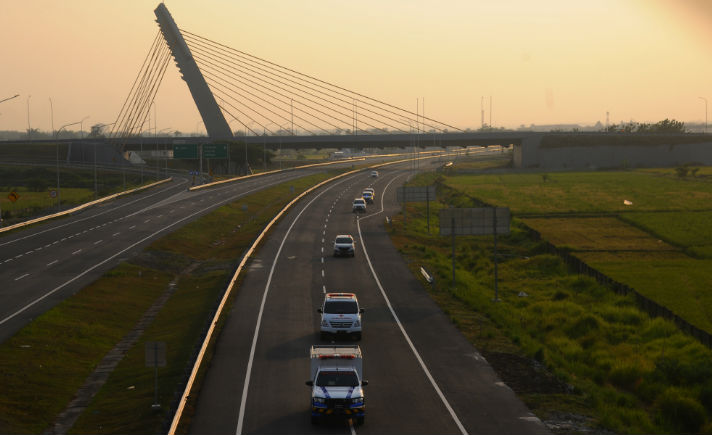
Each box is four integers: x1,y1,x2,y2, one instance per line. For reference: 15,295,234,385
356,173,469,435
235,174,352,435
0,177,294,329
172,156,439,433
0,178,175,238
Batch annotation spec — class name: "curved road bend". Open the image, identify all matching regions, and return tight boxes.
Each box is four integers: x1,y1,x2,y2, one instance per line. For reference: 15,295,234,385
0,165,354,344
189,159,548,434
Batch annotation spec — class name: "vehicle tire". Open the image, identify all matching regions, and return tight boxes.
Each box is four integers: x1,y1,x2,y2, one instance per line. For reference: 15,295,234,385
311,415,319,425
320,332,328,340
356,416,364,426
354,332,362,341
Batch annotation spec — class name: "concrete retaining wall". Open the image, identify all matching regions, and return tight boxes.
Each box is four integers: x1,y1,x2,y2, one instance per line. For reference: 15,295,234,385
514,138,712,169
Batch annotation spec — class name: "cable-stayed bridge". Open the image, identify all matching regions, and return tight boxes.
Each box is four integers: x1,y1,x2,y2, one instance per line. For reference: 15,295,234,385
109,3,523,151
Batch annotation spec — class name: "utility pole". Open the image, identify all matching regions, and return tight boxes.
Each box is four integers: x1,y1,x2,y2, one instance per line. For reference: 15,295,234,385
699,97,708,133
489,95,492,129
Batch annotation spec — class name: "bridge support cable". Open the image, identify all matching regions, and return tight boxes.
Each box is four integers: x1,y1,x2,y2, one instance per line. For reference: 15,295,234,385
200,67,324,135
179,29,462,135
193,51,358,134
111,32,171,141
184,35,399,134
110,31,162,139
183,31,411,134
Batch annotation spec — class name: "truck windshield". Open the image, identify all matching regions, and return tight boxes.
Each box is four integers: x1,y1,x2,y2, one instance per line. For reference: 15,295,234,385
324,301,358,314
316,371,359,387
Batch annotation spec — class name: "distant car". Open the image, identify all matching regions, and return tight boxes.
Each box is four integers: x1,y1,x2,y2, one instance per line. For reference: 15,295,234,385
362,190,374,204
352,198,366,213
363,188,375,203
370,171,379,177
333,234,355,257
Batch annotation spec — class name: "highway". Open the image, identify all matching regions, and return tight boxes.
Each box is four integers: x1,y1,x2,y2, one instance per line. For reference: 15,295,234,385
189,156,548,434
0,163,365,344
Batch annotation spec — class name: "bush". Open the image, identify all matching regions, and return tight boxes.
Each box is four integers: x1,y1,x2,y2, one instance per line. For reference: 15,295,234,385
566,314,601,339
700,381,712,413
655,388,706,434
609,363,645,391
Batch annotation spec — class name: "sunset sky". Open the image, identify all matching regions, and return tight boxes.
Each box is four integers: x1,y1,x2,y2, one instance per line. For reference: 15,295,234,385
1,0,711,134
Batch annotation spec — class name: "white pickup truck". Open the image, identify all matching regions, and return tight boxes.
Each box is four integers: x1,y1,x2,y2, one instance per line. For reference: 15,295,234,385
306,345,367,425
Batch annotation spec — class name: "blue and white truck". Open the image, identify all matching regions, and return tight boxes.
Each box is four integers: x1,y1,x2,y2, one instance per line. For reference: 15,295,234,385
306,345,367,425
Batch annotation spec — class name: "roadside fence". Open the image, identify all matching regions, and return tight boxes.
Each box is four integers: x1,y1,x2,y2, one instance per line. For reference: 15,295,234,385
526,227,712,349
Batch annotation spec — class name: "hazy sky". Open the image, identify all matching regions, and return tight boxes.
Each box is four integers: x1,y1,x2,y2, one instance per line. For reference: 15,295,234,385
1,0,711,134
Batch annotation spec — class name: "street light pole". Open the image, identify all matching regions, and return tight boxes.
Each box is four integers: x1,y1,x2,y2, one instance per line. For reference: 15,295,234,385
699,97,708,134
55,120,82,211
49,98,54,136
26,95,32,140
157,127,172,178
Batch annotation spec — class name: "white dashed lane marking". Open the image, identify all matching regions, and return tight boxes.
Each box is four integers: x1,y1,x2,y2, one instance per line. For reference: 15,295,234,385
72,249,82,255
94,240,103,245
15,274,29,281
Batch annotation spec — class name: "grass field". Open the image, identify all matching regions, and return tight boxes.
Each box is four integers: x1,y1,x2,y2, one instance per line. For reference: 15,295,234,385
443,167,712,336
0,165,148,222
446,170,712,214
389,171,712,434
0,171,340,434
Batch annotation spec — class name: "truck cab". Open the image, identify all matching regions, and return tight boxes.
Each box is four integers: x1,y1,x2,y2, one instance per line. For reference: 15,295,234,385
306,345,367,425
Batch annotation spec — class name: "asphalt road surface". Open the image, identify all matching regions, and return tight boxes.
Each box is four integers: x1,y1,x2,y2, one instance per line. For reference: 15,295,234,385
0,163,367,344
189,157,549,434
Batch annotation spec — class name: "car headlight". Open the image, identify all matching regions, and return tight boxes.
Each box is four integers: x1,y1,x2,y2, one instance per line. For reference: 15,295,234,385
350,397,363,404
321,319,328,327
353,320,360,327
313,397,326,404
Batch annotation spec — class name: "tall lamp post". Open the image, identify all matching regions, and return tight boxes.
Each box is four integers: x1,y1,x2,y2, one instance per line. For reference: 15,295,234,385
26,95,32,140
94,122,117,189
55,120,82,211
49,98,54,136
157,127,172,178
699,97,708,134
263,122,288,172
0,94,20,224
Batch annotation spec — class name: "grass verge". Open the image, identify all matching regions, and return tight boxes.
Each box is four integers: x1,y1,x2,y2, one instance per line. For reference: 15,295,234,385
387,171,712,434
0,171,341,434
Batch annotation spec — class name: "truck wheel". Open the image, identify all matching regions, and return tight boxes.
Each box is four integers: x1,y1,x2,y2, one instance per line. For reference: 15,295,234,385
356,416,364,426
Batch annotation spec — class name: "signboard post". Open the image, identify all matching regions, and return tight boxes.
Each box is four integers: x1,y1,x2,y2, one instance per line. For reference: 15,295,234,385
396,185,436,232
145,341,166,410
439,207,510,301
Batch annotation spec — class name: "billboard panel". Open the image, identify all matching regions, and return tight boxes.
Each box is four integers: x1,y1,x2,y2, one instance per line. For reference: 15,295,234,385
439,207,510,236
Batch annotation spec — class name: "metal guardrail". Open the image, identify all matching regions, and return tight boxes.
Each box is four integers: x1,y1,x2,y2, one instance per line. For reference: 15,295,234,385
0,178,172,234
526,227,712,349
167,152,450,432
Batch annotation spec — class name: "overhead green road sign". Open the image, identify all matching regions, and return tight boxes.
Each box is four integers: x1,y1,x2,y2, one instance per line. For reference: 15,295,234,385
202,144,227,159
173,144,198,159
